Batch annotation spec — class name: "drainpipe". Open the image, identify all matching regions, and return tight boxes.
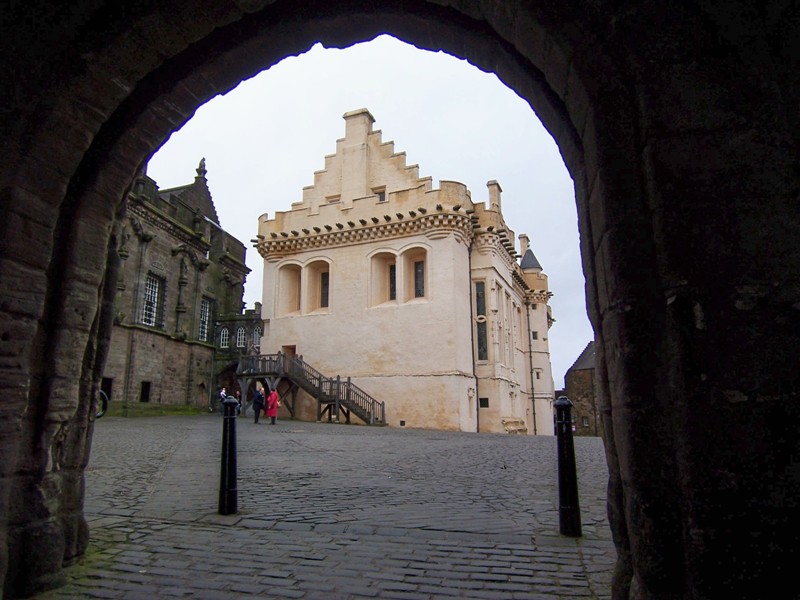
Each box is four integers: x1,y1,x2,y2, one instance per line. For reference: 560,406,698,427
208,324,217,411
467,241,479,432
124,228,153,415
525,298,537,435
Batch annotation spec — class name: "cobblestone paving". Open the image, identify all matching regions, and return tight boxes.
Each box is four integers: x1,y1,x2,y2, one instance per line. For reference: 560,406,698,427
34,416,616,599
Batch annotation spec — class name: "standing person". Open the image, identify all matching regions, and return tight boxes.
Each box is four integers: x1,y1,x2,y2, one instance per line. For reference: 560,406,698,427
265,388,280,425
252,386,265,424
217,387,227,413
235,389,242,415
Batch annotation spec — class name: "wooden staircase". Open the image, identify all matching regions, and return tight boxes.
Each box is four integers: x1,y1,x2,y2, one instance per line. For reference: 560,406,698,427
237,352,386,425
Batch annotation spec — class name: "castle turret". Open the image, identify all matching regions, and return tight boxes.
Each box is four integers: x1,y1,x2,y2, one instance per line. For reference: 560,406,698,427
519,233,543,273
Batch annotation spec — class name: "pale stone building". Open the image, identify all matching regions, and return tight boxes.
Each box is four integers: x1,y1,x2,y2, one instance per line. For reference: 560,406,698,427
255,109,554,434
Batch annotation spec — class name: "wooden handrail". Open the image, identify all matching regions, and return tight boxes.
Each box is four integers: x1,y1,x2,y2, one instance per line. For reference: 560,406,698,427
237,352,385,425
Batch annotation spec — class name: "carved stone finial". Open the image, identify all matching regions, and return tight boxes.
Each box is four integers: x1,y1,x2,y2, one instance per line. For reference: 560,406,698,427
197,158,207,178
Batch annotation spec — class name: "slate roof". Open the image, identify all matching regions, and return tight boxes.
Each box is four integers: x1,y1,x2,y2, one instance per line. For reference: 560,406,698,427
569,341,596,371
520,248,542,270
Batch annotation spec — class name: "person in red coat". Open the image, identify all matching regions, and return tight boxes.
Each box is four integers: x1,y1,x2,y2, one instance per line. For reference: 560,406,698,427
265,389,280,425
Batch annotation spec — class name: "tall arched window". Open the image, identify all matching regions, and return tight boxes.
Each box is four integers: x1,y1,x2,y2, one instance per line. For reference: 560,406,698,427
306,259,331,312
370,251,396,306
252,326,262,347
276,264,301,316
219,327,230,348
236,327,246,348
402,247,427,301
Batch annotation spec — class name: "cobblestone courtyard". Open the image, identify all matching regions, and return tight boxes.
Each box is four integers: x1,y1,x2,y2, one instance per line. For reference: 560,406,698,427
33,415,616,599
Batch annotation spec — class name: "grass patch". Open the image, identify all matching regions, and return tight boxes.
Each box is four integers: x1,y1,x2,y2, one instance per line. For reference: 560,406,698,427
101,402,206,418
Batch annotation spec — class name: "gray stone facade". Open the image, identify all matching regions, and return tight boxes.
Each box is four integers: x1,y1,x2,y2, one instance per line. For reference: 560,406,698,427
103,162,253,410
563,341,602,437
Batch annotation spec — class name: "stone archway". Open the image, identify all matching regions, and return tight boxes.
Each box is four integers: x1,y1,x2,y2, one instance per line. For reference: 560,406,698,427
1,1,798,598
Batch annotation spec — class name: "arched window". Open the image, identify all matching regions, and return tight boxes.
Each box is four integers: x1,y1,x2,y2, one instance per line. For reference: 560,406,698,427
369,251,396,306
402,247,427,301
236,327,246,348
276,264,301,316
306,259,331,312
252,326,262,347
219,327,230,348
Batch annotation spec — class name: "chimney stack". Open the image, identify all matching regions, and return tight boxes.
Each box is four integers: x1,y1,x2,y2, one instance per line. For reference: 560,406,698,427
487,180,502,212
343,108,375,143
519,233,530,254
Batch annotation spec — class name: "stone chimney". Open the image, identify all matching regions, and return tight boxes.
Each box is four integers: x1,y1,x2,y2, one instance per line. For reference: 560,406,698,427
519,233,530,254
487,180,502,212
343,108,375,143
341,108,375,206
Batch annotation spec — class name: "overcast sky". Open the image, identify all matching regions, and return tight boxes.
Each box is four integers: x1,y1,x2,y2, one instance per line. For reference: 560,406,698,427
146,34,593,389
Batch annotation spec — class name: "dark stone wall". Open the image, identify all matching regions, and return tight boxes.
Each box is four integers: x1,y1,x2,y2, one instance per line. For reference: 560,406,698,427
1,1,798,598
565,368,601,437
102,168,248,410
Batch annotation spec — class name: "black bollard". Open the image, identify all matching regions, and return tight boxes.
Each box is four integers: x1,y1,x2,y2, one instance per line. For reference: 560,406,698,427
218,396,239,515
555,396,582,537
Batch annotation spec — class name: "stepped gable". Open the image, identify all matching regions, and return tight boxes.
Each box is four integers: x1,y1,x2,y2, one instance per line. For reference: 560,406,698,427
255,109,476,258
297,108,433,213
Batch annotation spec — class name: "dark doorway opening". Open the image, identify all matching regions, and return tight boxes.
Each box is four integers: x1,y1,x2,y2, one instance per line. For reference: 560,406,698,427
101,377,113,402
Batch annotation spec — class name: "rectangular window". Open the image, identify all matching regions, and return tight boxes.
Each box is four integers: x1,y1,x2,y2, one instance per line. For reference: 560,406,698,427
142,273,165,327
198,298,212,341
582,416,590,427
374,187,386,202
320,271,329,308
479,397,489,408
531,330,538,341
477,321,488,360
476,281,486,315
475,282,488,361
414,260,424,298
389,264,396,301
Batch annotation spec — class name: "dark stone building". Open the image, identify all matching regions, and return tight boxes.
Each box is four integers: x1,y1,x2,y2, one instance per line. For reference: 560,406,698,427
103,160,257,410
2,3,799,598
563,341,601,437
213,302,264,407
